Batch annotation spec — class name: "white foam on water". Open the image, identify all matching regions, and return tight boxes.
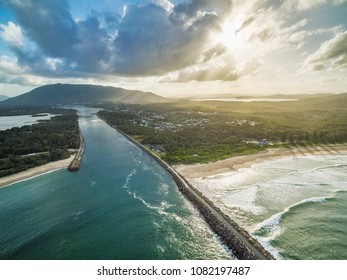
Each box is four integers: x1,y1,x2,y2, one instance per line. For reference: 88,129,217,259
199,164,294,190
130,151,143,166
157,183,170,197
72,210,85,221
142,162,151,171
118,137,141,151
253,196,328,239
221,185,265,215
251,196,332,259
121,168,181,222
161,196,235,259
122,168,137,189
192,154,347,217
90,181,96,187
190,154,347,259
130,190,186,224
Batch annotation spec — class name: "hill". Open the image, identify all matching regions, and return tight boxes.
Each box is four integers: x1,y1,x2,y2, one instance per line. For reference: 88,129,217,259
0,84,168,107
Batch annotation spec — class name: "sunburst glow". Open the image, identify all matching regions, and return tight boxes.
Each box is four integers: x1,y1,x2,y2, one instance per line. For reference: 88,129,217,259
0,0,346,97
216,19,244,50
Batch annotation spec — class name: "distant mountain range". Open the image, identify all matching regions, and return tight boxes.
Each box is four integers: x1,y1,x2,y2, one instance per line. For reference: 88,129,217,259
0,95,9,102
0,84,169,107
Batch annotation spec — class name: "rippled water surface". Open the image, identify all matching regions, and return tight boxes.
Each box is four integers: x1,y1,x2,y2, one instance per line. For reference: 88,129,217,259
192,154,347,259
0,107,231,260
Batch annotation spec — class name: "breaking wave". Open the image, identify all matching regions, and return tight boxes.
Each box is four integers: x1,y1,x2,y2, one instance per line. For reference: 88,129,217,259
253,196,329,240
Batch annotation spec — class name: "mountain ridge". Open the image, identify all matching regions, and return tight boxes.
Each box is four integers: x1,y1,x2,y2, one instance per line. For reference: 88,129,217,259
0,84,169,107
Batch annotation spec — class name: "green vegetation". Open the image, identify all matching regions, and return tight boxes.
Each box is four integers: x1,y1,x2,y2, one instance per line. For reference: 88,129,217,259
98,93,347,164
0,109,80,177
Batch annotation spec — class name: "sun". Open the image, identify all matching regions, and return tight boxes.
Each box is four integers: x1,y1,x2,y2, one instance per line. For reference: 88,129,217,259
216,19,243,50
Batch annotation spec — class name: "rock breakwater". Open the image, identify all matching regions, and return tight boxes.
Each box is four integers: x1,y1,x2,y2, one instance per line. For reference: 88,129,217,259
68,128,85,172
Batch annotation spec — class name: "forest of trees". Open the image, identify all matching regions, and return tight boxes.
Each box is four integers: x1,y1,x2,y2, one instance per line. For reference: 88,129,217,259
0,109,80,177
99,95,347,164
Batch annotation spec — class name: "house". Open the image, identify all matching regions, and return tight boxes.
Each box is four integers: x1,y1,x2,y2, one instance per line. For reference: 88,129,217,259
151,145,166,153
258,139,268,146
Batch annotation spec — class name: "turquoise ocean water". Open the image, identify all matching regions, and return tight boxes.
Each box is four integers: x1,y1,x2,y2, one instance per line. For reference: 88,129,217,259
192,153,347,259
0,108,231,260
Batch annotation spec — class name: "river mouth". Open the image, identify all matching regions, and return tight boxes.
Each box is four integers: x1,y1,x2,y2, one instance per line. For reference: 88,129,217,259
0,107,231,260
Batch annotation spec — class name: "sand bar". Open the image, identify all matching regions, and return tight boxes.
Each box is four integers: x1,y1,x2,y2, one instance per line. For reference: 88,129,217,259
0,155,74,188
175,144,347,179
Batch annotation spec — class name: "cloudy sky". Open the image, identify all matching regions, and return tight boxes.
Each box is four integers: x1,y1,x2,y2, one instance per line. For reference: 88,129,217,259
0,0,346,98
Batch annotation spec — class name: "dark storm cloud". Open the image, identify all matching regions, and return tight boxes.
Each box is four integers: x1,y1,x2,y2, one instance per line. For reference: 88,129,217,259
111,0,231,75
3,0,232,77
113,3,224,75
5,0,79,58
73,14,113,72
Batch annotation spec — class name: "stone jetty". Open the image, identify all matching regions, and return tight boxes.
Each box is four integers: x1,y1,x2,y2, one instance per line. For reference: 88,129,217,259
68,129,85,172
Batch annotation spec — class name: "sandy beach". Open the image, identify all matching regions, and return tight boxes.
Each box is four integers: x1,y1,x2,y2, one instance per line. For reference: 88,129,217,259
175,144,347,179
0,155,74,188
175,145,347,259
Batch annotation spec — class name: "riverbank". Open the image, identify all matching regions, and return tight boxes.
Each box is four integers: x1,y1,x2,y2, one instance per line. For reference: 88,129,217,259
175,144,347,179
0,155,74,188
99,115,274,260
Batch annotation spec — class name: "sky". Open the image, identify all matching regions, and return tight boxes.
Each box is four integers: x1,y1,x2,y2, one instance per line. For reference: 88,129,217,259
0,0,346,98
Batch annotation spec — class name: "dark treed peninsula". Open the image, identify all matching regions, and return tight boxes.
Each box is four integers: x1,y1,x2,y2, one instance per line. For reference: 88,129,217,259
0,109,80,178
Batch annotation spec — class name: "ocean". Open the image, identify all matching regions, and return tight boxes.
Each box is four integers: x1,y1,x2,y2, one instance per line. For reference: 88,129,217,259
0,107,231,260
192,154,347,259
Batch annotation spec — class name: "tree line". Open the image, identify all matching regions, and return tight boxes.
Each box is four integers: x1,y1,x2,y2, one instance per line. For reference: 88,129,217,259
0,109,80,177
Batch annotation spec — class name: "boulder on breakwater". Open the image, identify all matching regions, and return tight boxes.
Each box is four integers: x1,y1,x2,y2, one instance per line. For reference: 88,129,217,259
68,129,85,172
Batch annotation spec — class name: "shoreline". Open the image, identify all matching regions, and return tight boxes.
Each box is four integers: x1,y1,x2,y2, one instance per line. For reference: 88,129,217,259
99,114,274,260
175,144,347,179
176,144,347,259
0,155,74,188
1,114,85,187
